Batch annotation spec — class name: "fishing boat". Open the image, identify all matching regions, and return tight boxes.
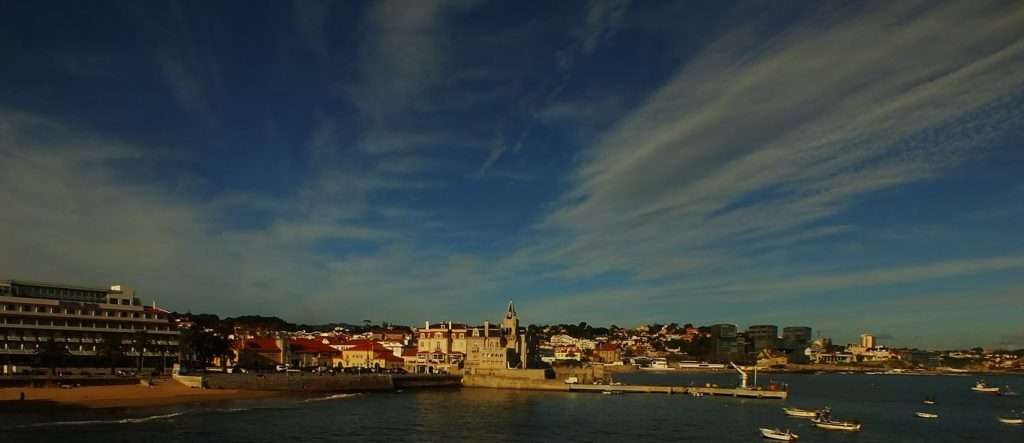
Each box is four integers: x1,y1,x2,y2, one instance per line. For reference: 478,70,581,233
782,407,822,418
997,417,1023,425
812,418,862,431
759,428,798,441
914,412,939,419
812,410,862,431
972,380,1000,393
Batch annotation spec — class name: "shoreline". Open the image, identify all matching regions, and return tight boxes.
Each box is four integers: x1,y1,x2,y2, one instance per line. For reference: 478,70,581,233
0,379,280,409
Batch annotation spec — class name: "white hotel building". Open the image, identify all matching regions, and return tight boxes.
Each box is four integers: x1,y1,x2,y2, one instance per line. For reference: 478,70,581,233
0,279,179,373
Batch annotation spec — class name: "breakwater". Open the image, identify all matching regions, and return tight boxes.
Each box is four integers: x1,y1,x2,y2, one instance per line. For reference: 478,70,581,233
203,373,460,392
461,373,787,399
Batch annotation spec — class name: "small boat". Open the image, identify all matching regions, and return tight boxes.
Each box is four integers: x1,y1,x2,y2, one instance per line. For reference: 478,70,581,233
759,428,798,441
922,398,936,405
783,407,822,418
601,390,622,395
915,412,939,419
997,417,1023,425
972,380,1001,393
812,418,862,431
812,410,862,431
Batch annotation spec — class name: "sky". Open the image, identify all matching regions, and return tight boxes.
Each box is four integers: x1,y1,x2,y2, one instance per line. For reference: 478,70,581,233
1,1,1023,349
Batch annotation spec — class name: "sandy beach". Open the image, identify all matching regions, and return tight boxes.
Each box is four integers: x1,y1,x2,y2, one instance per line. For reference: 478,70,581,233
0,378,278,408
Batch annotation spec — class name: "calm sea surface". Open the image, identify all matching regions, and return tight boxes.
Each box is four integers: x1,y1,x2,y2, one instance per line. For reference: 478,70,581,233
3,373,1023,442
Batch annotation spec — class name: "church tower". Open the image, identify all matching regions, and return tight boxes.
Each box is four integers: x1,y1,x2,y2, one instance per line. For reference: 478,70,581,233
501,301,519,337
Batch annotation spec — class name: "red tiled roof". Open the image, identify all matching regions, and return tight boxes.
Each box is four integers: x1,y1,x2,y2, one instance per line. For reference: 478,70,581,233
376,352,404,363
240,337,281,352
343,340,388,352
290,338,340,354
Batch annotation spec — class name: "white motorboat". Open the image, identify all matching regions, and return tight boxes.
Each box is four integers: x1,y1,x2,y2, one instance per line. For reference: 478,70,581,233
759,428,798,441
972,380,1000,393
997,417,1023,425
922,398,936,405
812,418,862,431
782,407,821,418
812,410,862,431
915,412,939,419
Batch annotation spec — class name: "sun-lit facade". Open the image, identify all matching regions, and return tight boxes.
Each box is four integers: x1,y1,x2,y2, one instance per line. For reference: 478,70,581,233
0,280,179,374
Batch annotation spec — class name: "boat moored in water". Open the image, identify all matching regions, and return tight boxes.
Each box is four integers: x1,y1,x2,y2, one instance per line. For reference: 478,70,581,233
782,407,822,418
812,418,862,431
972,380,1001,393
811,409,862,431
759,428,798,441
997,412,1023,425
915,412,939,419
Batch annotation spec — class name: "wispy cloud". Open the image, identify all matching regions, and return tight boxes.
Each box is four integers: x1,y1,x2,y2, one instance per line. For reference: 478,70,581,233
0,108,495,322
539,1,1024,284
157,55,211,120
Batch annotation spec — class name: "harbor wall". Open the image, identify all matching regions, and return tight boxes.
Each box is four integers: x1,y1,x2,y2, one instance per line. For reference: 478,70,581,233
204,373,461,391
393,374,461,388
205,373,394,392
461,368,551,380
172,374,204,389
552,364,607,384
461,373,569,391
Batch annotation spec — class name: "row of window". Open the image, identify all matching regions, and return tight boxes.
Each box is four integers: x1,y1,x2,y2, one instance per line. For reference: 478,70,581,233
0,285,108,302
0,342,175,352
1,304,165,320
0,317,173,331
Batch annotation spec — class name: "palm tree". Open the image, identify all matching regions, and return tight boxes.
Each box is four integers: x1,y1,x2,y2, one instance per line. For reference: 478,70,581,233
177,327,196,371
98,333,125,375
134,330,150,374
36,336,70,376
211,335,234,371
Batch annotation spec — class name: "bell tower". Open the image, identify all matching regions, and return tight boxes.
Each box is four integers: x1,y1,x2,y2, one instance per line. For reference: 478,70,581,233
501,301,518,337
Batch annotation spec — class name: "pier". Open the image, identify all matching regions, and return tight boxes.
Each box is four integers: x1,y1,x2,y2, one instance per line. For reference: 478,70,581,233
567,383,788,399
461,374,788,399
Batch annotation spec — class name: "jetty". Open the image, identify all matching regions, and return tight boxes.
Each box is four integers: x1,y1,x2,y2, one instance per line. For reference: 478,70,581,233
569,383,788,399
462,373,788,399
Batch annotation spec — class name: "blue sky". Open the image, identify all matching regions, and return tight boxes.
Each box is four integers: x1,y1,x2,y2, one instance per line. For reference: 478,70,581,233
2,1,1023,349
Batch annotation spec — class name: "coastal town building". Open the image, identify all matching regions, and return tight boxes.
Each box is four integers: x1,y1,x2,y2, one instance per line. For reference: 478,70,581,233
860,333,877,349
339,340,404,370
592,342,622,363
0,279,179,374
234,336,286,368
415,321,468,372
782,326,812,346
416,302,535,373
289,338,342,368
747,324,779,353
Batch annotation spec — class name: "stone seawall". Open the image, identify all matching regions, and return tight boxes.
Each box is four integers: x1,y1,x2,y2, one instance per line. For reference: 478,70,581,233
393,374,462,388
205,373,462,392
461,374,569,391
205,373,394,392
